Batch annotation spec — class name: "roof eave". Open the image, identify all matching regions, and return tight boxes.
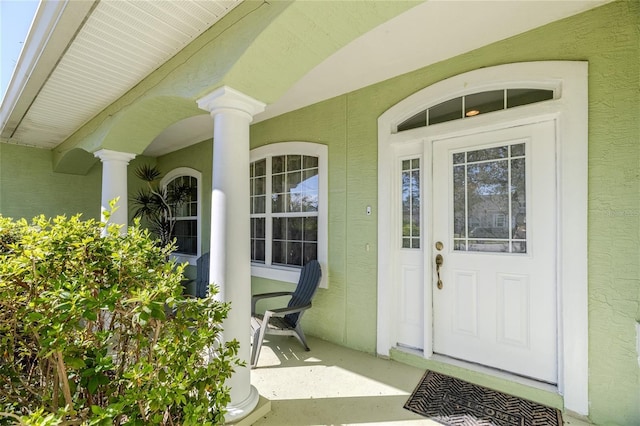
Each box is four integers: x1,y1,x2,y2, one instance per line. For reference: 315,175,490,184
0,0,97,141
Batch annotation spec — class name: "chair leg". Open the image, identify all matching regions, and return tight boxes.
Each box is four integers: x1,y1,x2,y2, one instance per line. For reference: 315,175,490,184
250,325,261,368
293,323,310,351
251,315,271,368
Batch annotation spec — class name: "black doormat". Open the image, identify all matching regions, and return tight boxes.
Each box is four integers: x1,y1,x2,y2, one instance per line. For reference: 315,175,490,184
404,371,562,426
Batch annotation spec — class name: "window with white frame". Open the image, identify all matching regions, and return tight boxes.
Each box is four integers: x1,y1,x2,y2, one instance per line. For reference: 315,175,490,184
250,142,327,285
161,167,202,263
401,158,421,249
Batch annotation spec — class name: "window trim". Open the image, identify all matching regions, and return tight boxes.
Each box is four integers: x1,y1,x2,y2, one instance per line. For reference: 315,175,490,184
160,167,202,265
250,142,328,288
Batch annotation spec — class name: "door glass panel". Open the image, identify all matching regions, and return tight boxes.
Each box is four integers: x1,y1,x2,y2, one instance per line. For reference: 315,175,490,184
467,161,509,239
467,146,508,162
453,165,466,237
511,156,527,253
511,143,525,156
402,158,421,249
453,153,466,164
453,143,527,253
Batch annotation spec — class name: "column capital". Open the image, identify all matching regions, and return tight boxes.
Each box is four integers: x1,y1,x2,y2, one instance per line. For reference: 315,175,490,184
197,86,266,120
94,149,136,164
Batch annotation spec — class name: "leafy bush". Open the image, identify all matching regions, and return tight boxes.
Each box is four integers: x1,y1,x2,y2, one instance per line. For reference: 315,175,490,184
0,211,240,425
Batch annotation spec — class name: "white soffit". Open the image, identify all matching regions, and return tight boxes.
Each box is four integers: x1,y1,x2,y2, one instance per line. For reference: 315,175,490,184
7,0,241,149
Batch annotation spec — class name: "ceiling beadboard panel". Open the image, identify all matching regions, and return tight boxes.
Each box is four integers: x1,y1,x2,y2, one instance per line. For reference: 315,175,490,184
13,0,241,149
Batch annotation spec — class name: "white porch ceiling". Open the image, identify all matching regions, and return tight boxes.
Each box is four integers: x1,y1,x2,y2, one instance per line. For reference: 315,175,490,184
1,0,241,149
1,0,611,157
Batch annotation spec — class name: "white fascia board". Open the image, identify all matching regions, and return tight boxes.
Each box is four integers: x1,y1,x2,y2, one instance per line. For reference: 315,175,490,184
0,0,97,140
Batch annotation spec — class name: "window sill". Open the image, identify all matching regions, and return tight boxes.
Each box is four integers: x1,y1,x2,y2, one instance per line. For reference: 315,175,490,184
251,263,328,289
251,264,300,284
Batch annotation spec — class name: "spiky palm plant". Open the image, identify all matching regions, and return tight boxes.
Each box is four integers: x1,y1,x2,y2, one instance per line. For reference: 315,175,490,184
131,165,191,247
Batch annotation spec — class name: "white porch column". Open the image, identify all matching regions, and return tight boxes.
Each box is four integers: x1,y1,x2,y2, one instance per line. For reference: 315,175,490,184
94,149,136,234
197,86,265,423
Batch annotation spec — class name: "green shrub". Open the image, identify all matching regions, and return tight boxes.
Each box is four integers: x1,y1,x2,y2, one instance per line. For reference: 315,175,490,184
0,210,240,425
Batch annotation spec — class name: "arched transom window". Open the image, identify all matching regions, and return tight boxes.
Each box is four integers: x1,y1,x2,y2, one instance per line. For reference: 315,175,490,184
397,88,554,132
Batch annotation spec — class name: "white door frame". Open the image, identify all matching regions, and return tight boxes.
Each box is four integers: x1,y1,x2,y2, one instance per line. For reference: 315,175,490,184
376,61,588,414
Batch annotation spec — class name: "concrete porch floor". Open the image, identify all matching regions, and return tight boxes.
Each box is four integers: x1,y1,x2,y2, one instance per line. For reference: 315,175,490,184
237,335,593,426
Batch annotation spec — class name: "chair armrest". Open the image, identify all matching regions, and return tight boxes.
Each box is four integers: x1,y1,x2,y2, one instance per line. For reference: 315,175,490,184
265,302,312,317
251,291,294,314
261,302,312,330
252,291,294,300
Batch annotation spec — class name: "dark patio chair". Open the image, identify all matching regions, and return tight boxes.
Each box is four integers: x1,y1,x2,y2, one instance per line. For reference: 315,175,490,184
195,252,210,298
250,260,322,368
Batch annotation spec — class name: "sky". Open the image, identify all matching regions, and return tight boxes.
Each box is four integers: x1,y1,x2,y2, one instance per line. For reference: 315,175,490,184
1,0,40,101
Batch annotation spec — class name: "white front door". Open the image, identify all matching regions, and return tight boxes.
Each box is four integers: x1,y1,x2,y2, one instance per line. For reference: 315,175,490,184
431,121,558,383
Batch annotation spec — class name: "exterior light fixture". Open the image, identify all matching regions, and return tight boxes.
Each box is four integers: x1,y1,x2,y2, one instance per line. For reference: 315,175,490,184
465,109,480,117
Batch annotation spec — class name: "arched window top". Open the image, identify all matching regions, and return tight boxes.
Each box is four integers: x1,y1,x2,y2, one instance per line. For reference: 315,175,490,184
161,167,201,185
397,88,554,132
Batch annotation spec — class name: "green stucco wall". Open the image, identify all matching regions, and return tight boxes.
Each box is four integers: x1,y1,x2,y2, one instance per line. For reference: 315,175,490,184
0,143,101,220
0,143,160,227
248,1,639,424
251,96,353,345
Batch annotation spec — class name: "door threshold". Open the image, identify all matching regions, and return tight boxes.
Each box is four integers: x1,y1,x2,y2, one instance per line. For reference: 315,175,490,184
429,353,558,394
396,343,424,356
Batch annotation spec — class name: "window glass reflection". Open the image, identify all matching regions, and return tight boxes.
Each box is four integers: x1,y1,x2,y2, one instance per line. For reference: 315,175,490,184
453,143,527,254
251,154,320,267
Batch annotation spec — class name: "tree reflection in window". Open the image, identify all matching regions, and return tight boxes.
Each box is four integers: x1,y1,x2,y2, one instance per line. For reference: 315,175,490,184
251,154,319,267
453,143,526,253
402,158,420,249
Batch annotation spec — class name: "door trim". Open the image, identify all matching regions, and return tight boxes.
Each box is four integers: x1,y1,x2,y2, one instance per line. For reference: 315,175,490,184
376,61,588,414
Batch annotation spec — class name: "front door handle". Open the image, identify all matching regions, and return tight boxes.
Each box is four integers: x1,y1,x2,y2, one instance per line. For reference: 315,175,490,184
435,254,444,289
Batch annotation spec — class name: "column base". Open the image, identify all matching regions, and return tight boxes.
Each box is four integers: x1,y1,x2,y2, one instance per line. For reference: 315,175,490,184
224,385,261,424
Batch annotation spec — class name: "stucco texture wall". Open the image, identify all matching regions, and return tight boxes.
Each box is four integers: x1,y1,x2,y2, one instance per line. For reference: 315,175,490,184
249,1,639,424
0,143,101,220
250,96,352,346
0,144,162,233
